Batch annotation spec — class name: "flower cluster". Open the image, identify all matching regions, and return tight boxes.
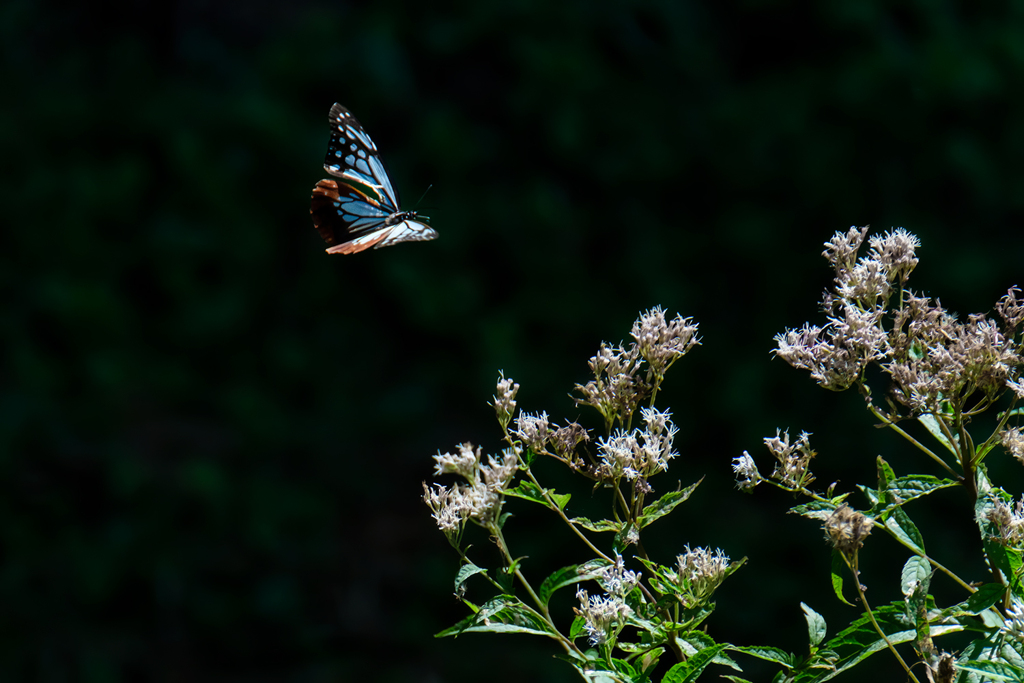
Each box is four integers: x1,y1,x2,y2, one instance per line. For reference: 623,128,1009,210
576,307,700,431
575,555,640,647
887,299,1022,413
775,227,1024,470
731,452,761,492
492,371,520,431
985,496,1024,547
672,546,732,607
422,442,518,541
575,342,646,432
763,429,816,490
1001,597,1024,645
594,407,679,487
1003,427,1024,465
630,307,700,380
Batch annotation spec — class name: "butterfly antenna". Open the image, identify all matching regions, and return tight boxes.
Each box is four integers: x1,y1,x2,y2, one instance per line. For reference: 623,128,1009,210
414,184,433,209
410,184,434,221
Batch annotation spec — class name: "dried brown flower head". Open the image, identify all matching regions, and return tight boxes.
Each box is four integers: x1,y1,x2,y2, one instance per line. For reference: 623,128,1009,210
824,504,874,556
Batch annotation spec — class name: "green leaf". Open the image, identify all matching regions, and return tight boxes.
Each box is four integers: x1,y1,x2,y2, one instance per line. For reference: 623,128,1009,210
876,456,896,489
504,480,571,510
960,632,1024,677
977,488,1024,596
814,603,964,680
958,659,1023,681
883,475,959,508
733,645,795,667
612,657,637,678
801,603,827,647
435,595,559,639
677,631,742,670
539,564,596,607
975,438,1001,463
884,505,925,554
637,479,702,529
830,550,855,606
455,563,488,592
663,643,728,683
565,660,620,683
495,564,516,594
571,517,622,533
918,413,958,454
900,556,931,597
638,647,666,677
902,557,933,650
962,583,1006,615
569,614,586,641
789,500,838,521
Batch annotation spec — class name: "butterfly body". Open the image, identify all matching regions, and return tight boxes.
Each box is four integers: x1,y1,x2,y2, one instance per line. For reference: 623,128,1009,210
310,104,436,255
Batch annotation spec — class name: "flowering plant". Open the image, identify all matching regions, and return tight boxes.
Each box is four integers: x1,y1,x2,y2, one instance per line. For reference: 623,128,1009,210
424,307,745,681
424,227,1024,682
736,226,1024,682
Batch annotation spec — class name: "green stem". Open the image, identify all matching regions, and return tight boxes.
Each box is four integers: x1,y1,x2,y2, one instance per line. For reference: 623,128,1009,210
523,468,612,563
490,523,587,659
844,551,921,683
868,405,959,479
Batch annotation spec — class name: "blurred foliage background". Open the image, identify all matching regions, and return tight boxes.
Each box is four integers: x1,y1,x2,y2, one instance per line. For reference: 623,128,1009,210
3,0,1024,680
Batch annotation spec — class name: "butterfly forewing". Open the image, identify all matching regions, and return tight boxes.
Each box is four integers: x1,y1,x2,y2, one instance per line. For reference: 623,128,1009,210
322,104,400,210
311,104,435,255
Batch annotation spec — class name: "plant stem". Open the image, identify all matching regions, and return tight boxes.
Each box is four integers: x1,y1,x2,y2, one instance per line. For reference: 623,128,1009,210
845,552,921,683
868,405,959,479
523,468,612,563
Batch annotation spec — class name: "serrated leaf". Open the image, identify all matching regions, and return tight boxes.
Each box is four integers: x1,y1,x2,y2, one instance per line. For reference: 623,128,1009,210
801,603,827,647
733,645,795,666
958,659,1023,681
885,505,925,554
789,500,839,521
884,475,959,507
815,624,963,682
900,556,931,596
612,657,637,678
435,596,558,639
538,564,594,607
663,643,727,683
455,563,487,592
877,456,896,489
918,413,958,454
571,517,622,533
504,481,570,510
963,583,1006,615
637,479,702,529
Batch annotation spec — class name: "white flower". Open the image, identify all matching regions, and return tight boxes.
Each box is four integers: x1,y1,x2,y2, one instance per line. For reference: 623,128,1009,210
575,587,633,647
433,443,481,479
732,452,760,492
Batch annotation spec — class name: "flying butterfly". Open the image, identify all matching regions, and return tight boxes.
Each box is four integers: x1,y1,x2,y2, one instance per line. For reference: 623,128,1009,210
310,104,436,255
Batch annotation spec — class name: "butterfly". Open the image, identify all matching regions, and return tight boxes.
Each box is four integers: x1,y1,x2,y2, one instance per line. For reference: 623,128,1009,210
310,104,437,255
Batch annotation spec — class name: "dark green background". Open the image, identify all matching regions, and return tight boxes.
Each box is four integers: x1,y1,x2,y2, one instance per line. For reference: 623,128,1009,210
4,0,1024,680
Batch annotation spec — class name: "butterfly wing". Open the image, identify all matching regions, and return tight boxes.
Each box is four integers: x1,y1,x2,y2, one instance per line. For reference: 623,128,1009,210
324,218,437,255
310,178,437,255
312,104,436,255
322,104,401,211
